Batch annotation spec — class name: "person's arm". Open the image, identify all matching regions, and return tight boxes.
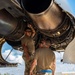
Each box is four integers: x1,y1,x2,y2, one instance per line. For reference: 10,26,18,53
50,59,56,75
29,59,37,75
28,24,35,37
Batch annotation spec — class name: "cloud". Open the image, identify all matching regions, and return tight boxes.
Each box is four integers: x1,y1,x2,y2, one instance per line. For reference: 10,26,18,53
54,51,64,60
2,49,24,64
2,49,75,72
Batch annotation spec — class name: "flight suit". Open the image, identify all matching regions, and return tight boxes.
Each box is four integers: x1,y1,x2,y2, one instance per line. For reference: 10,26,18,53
21,36,36,75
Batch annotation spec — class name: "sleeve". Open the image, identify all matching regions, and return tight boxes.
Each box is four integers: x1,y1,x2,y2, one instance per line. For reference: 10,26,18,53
34,50,39,60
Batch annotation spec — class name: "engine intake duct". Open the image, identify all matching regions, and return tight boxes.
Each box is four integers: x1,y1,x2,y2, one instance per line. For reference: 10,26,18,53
0,9,26,41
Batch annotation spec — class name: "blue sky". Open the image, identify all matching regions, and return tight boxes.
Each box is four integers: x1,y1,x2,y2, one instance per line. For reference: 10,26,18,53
67,0,75,16
2,42,23,63
55,0,75,17
1,0,75,73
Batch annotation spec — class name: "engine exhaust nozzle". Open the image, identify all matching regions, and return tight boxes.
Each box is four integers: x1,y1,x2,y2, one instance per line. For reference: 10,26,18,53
21,0,66,30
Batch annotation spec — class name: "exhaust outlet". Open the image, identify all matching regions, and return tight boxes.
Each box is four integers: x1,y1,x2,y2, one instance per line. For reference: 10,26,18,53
21,0,66,30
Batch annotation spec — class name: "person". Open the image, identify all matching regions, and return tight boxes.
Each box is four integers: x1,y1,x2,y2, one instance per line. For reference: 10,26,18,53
29,40,56,75
21,24,36,75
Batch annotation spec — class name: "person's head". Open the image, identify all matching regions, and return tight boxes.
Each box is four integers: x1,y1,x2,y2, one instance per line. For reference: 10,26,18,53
24,28,32,37
39,40,50,48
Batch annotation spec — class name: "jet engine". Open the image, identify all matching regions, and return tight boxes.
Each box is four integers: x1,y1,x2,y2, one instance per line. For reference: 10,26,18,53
0,0,75,51
18,0,75,49
0,0,75,66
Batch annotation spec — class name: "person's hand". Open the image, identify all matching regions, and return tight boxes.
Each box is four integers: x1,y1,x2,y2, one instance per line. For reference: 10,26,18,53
29,71,33,75
27,24,32,28
50,62,56,72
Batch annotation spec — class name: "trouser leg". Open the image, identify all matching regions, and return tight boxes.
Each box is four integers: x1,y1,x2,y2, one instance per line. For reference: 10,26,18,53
24,60,36,75
24,66,36,75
